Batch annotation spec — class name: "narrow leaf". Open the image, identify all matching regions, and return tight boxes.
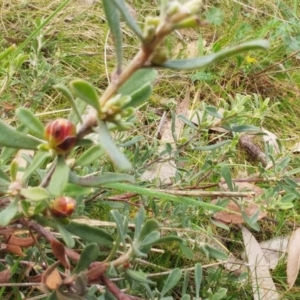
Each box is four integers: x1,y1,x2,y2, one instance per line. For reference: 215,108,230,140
20,187,50,201
134,207,145,240
205,106,223,119
57,223,75,249
111,210,127,247
97,119,132,171
119,69,157,96
54,84,83,124
70,79,100,112
22,151,51,183
47,156,69,197
75,144,104,167
102,0,122,71
126,269,156,285
123,83,153,108
160,268,182,297
16,108,44,138
103,182,236,212
139,219,159,242
69,172,134,187
229,124,260,132
66,221,113,245
196,140,231,151
0,198,18,226
109,0,144,41
195,263,202,299
221,165,233,191
161,40,270,70
73,243,99,274
0,119,41,149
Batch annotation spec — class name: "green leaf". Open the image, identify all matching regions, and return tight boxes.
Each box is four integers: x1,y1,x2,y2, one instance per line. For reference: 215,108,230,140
0,119,41,150
68,98,87,125
20,187,50,201
203,245,228,260
102,0,122,71
211,288,227,300
111,210,127,247
0,45,15,61
47,156,70,197
154,236,183,245
227,124,260,132
75,145,104,167
160,268,182,297
125,269,156,285
205,7,224,26
64,184,94,197
0,198,19,226
73,243,99,274
15,108,44,138
69,79,100,112
119,69,157,96
196,140,231,151
161,40,270,70
195,263,202,299
66,221,113,245
205,106,223,119
103,182,236,213
22,151,51,183
138,219,159,242
54,84,83,124
69,172,134,187
97,119,132,171
181,295,191,300
221,165,233,191
134,207,145,240
109,0,144,41
140,231,160,248
57,223,75,248
123,83,153,108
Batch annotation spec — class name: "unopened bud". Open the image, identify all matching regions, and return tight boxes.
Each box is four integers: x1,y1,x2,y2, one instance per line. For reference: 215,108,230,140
44,119,76,154
50,196,76,218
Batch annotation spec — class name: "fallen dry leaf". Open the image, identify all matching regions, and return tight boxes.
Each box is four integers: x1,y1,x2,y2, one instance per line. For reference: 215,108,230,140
0,269,12,283
259,236,288,270
2,243,26,257
262,128,280,155
142,89,190,183
46,268,62,290
51,239,70,269
213,182,266,224
242,227,279,300
287,228,300,288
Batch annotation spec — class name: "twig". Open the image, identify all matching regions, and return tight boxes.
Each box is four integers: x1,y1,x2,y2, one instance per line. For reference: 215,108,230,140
101,275,138,300
157,189,255,198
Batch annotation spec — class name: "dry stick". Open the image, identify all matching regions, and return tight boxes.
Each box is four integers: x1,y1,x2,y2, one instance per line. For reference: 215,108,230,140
250,49,300,78
101,276,141,300
157,189,255,198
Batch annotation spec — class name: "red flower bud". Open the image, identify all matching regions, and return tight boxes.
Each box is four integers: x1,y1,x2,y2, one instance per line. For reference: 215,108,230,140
50,197,76,218
44,119,76,154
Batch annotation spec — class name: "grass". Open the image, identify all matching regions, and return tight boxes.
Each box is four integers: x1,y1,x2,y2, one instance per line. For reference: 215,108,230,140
2,0,300,299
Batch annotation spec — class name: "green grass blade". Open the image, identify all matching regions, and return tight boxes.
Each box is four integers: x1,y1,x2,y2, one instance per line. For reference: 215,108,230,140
103,182,239,214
